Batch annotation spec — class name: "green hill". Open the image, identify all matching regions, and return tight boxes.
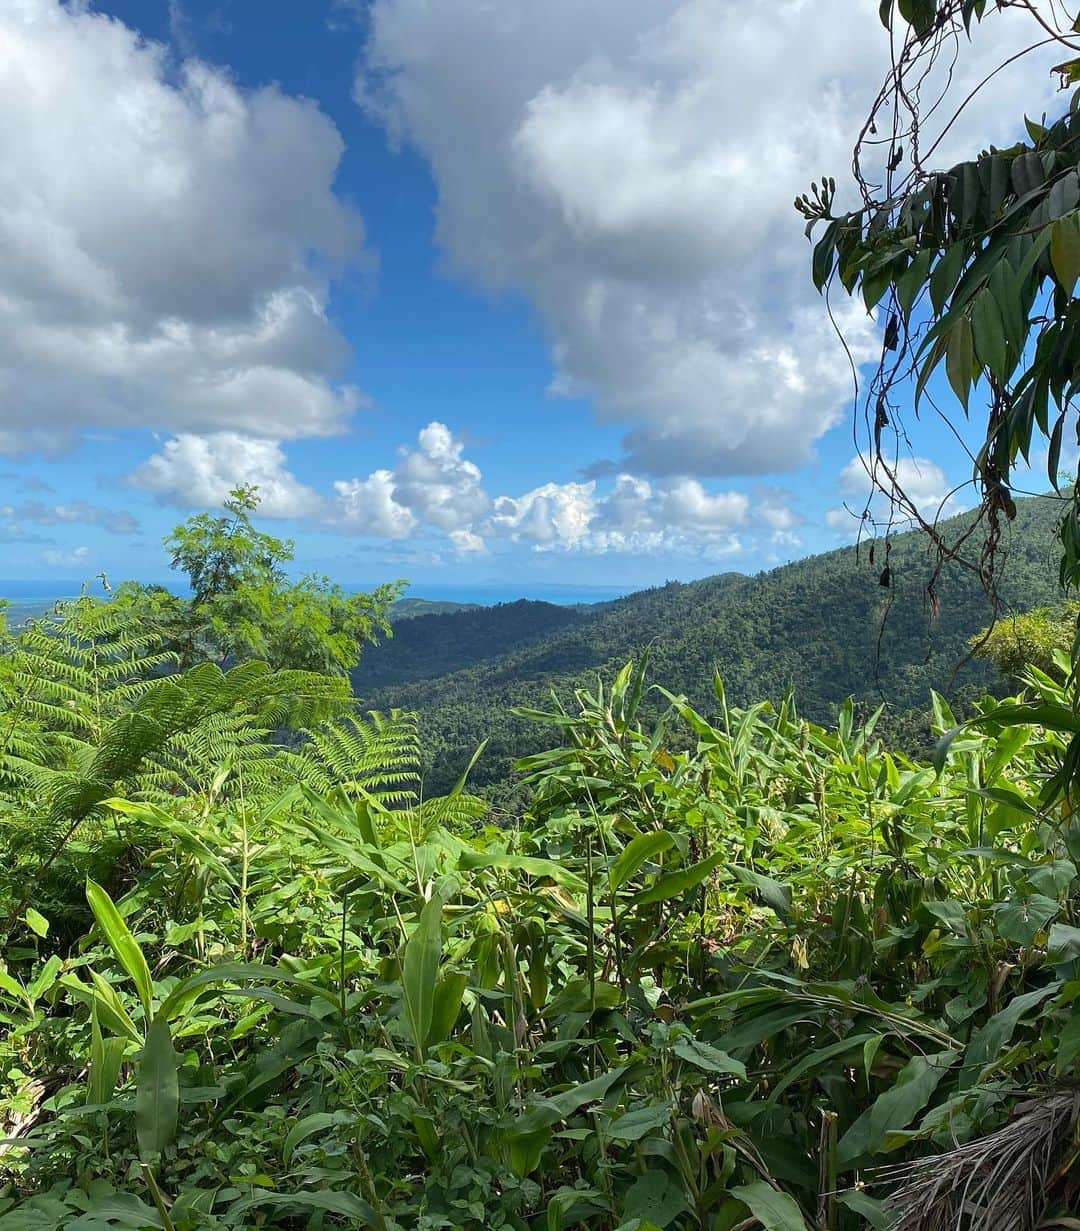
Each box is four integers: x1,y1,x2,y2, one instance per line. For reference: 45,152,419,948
354,495,1065,794
354,598,587,691
388,597,478,621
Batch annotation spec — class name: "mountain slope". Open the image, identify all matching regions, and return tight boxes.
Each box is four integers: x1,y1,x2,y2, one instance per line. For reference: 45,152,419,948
354,599,590,691
355,496,1065,793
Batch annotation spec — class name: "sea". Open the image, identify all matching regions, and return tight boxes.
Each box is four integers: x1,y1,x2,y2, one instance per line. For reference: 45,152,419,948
0,579,634,627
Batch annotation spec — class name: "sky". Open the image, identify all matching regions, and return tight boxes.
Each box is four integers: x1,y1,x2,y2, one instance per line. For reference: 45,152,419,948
0,0,1068,593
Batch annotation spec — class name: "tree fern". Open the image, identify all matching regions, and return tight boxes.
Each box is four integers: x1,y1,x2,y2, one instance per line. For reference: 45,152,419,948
0,602,352,935
279,710,421,805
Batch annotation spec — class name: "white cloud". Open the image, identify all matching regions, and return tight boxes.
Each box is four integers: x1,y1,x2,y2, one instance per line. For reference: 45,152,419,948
41,544,90,568
837,454,966,524
331,421,751,555
841,454,943,510
129,433,323,518
485,473,746,555
330,421,488,538
755,486,801,535
393,422,489,532
488,481,597,548
359,0,1060,478
333,469,417,538
449,528,486,554
0,0,363,454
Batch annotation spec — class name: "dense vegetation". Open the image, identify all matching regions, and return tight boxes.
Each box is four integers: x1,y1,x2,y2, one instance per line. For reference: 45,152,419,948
358,496,1065,795
2,571,1080,1228
389,600,478,622
6,5,1080,1226
352,601,586,692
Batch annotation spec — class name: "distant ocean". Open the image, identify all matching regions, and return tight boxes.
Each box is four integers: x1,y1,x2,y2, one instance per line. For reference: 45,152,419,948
384,583,634,607
0,579,635,625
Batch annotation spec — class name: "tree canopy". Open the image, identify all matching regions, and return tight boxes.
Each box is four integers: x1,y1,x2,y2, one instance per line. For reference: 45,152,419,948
118,485,400,675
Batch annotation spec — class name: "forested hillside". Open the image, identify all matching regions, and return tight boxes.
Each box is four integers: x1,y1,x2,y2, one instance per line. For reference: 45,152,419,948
357,495,1065,792
388,597,477,620
352,598,587,690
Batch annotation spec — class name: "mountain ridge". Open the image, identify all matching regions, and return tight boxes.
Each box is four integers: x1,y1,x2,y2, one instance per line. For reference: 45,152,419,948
353,495,1066,794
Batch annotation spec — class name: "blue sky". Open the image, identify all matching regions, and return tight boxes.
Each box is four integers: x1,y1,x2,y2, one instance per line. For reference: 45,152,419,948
0,0,1066,594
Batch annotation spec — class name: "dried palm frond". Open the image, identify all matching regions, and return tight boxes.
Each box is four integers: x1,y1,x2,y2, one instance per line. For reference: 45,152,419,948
878,1091,1080,1231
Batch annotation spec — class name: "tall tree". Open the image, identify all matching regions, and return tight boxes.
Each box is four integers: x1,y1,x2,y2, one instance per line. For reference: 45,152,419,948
119,485,400,674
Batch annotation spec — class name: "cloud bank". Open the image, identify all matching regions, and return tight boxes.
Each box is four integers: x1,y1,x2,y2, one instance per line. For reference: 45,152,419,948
0,0,364,455
359,0,1062,477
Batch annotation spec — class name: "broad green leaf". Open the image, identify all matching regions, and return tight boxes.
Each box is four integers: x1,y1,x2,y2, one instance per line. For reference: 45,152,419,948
228,1189,383,1227
544,977,623,1016
633,851,725,906
767,1032,880,1104
836,1190,891,1229
135,1017,179,1159
837,1050,957,1164
620,1171,689,1229
895,248,932,318
961,983,1059,1088
1049,169,1080,219
609,831,674,891
993,894,1058,946
282,1111,347,1165
1049,925,1080,965
731,1181,811,1230
86,879,154,1023
671,1036,746,1078
1056,1010,1080,1075
457,849,585,892
402,895,443,1058
607,1102,672,1142
945,316,975,410
1051,214,1080,293
728,865,791,916
59,971,142,1045
930,243,966,313
971,287,1008,382
88,1001,127,1106
0,970,25,1006
427,968,468,1048
77,1193,165,1228
24,908,48,939
509,1068,625,1174
158,961,335,1022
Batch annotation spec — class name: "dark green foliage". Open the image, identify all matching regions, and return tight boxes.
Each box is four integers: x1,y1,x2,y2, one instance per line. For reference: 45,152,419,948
120,484,400,674
2,647,1080,1227
352,598,587,692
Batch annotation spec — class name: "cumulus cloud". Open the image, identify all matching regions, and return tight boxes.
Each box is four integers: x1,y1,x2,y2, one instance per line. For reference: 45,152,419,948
359,0,1061,478
488,481,597,548
2,500,138,535
129,433,323,518
483,473,747,555
393,423,489,532
330,422,487,544
333,469,417,539
330,421,753,555
0,0,364,454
